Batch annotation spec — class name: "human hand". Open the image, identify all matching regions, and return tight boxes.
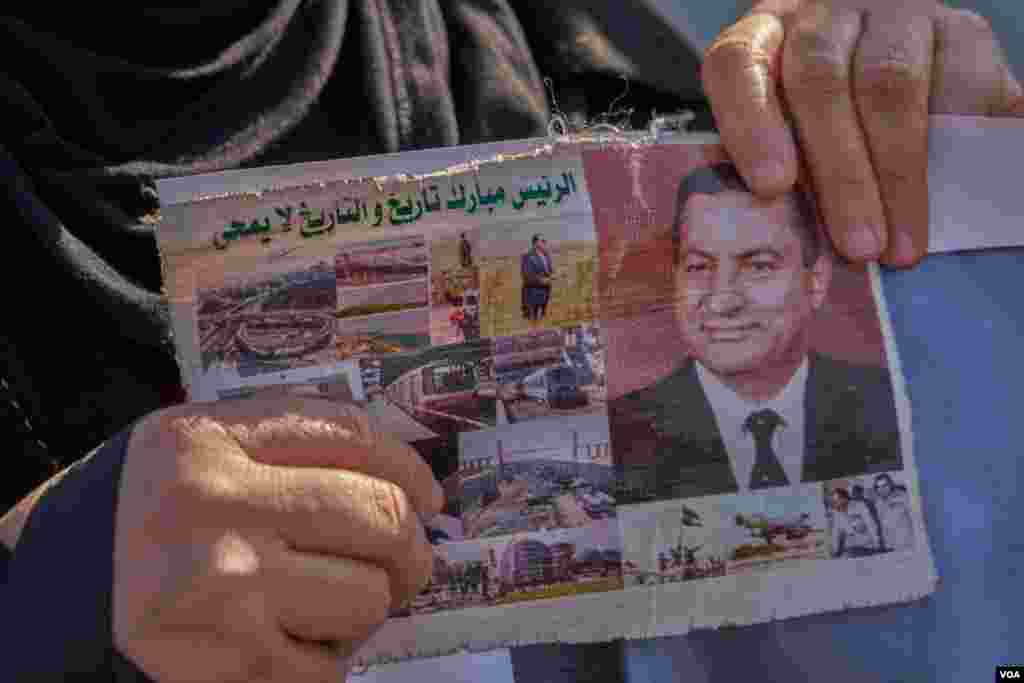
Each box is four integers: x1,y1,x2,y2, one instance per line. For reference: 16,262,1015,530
702,0,1024,266
112,398,443,682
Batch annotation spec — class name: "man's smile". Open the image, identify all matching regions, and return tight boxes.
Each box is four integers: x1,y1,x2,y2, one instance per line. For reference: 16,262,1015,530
701,321,761,341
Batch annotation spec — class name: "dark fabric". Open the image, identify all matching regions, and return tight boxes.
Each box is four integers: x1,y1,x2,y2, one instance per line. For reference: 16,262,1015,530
522,249,554,307
610,353,904,503
0,2,709,512
0,538,9,588
5,425,153,681
511,641,627,683
745,409,790,488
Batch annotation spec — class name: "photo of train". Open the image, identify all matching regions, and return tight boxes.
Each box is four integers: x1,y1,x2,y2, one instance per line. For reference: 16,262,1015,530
492,324,606,424
355,341,497,446
384,358,490,434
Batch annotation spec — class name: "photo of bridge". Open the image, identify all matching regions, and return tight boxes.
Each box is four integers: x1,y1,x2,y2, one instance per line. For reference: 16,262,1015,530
196,258,337,373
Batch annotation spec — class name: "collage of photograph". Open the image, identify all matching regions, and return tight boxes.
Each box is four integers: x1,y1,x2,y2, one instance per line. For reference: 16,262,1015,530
184,149,916,634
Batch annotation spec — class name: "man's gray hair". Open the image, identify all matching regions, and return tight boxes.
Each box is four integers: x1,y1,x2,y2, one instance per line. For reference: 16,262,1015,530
671,162,824,268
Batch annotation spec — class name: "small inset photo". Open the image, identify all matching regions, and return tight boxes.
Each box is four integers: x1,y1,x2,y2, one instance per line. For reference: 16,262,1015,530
458,413,616,540
393,519,623,617
214,361,364,403
334,236,431,359
355,340,496,445
824,472,916,559
335,235,429,287
478,217,597,339
619,486,830,586
717,489,830,575
492,323,606,424
196,255,336,377
430,229,482,346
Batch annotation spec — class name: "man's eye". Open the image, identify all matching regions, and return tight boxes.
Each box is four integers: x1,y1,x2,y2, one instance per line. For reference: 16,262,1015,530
685,262,710,273
747,261,777,273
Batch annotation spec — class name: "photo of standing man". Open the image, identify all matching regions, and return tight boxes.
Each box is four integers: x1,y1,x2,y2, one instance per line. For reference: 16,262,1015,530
460,232,474,269
521,234,554,329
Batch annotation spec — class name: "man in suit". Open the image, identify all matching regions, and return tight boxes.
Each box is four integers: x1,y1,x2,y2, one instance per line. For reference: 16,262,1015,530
521,234,555,329
459,232,474,269
610,162,903,502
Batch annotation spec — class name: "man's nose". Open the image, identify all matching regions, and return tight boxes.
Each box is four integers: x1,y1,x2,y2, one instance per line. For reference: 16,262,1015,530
703,290,745,316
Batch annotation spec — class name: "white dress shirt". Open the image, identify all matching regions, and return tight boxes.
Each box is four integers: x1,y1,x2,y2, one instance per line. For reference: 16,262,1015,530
695,358,808,492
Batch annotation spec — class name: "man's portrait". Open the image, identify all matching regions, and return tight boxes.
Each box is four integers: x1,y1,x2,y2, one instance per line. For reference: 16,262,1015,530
594,156,905,503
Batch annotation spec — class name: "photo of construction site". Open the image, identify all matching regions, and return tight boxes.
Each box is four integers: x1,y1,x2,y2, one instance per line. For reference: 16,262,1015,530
196,256,337,375
457,414,616,540
491,324,606,425
430,229,481,346
393,520,623,617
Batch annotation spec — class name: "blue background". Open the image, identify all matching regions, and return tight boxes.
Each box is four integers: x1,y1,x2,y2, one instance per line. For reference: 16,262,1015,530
623,250,1024,681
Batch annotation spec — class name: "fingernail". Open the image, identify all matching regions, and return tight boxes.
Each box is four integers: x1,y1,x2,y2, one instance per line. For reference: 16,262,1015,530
844,227,881,261
886,231,923,268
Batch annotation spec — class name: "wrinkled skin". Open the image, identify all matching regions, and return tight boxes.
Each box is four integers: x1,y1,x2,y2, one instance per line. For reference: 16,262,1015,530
112,398,443,682
703,0,1024,268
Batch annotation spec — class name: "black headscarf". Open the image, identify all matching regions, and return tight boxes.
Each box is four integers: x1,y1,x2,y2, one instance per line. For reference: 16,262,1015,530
0,0,708,508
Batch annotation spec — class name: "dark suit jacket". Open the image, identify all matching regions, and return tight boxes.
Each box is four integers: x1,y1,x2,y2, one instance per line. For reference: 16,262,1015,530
521,250,554,306
609,353,903,502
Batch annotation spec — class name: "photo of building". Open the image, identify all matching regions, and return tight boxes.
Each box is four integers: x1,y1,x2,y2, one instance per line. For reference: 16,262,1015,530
394,520,623,617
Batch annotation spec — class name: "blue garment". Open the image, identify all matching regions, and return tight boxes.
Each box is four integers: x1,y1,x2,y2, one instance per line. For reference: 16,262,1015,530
522,250,553,307
618,251,1024,683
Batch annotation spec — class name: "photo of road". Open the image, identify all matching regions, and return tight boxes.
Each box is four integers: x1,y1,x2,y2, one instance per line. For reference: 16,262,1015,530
197,258,337,374
457,414,616,540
